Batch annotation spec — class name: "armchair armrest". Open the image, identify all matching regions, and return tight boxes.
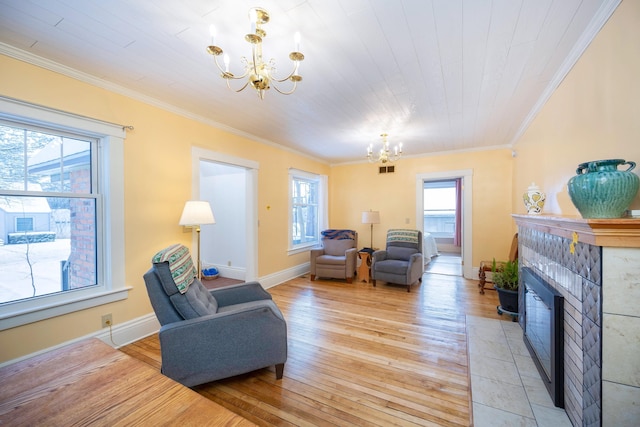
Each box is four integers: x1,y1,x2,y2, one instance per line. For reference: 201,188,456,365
409,252,424,278
309,247,325,275
372,250,388,263
310,248,325,258
344,247,358,278
210,281,272,307
409,252,423,265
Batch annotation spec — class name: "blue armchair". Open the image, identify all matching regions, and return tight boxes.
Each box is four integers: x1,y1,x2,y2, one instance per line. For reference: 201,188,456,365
371,229,423,292
143,244,287,387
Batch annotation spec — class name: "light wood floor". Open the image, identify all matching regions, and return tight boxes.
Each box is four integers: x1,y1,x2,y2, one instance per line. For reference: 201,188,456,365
121,256,504,426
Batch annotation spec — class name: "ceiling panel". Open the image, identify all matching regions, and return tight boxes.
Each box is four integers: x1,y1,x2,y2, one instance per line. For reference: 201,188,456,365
0,0,621,164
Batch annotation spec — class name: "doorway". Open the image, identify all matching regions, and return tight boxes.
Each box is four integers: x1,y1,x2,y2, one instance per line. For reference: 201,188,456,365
423,179,462,276
416,170,473,279
423,179,461,254
191,147,259,281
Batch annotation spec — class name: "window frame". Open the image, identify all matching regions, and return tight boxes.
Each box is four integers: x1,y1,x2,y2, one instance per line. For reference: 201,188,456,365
0,96,128,331
288,168,327,255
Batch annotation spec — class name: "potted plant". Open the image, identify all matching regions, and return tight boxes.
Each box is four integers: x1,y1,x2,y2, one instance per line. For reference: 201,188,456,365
492,258,519,319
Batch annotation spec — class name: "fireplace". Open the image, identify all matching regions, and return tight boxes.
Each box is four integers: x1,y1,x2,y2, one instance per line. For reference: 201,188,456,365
522,267,564,408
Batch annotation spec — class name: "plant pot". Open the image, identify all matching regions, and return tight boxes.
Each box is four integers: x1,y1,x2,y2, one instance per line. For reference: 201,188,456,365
495,286,518,314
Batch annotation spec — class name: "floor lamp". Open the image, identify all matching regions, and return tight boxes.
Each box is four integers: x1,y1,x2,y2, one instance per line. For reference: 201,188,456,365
361,210,380,250
179,200,216,278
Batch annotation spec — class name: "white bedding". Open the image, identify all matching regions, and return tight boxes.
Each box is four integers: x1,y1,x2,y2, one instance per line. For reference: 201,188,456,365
423,232,439,264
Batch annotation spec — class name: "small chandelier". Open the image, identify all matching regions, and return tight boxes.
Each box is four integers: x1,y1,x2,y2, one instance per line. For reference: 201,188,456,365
367,133,403,164
206,7,304,100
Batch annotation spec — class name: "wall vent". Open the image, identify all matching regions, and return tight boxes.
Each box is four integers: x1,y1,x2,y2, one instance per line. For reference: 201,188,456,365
378,165,395,174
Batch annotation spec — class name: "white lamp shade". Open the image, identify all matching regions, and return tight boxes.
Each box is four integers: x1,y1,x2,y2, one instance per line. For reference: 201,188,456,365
179,201,216,225
361,210,380,224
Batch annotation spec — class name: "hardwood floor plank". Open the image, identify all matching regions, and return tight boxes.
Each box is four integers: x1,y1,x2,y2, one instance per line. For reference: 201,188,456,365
121,257,506,426
222,379,358,427
198,385,295,427
283,357,466,426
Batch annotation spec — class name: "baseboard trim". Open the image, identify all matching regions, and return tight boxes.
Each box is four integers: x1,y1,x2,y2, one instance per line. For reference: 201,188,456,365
208,264,246,281
259,262,309,289
464,265,477,280
94,313,160,348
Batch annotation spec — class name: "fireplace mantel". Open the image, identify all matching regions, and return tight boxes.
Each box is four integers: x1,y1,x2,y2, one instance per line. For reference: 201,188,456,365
513,214,640,247
514,213,640,427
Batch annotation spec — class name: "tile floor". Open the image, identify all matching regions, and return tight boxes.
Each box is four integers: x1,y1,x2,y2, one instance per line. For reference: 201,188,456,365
467,315,573,427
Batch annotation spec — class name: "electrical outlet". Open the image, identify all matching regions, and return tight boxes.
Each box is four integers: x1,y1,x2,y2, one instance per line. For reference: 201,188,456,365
101,314,112,328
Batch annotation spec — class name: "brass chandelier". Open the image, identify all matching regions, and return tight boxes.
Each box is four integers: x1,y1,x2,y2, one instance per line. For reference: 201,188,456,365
367,133,403,164
206,7,304,100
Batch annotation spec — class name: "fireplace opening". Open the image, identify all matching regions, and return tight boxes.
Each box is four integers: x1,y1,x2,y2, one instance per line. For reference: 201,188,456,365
522,267,564,408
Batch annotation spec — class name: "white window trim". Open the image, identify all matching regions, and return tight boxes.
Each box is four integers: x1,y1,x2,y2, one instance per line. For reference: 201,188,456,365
0,96,129,331
288,168,327,255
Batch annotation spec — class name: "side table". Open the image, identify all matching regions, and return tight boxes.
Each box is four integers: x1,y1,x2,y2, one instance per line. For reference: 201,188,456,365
358,251,372,283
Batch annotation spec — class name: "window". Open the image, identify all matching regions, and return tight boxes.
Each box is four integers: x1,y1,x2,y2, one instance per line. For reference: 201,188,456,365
1,123,97,301
15,217,34,232
288,169,327,253
0,97,127,331
423,180,457,238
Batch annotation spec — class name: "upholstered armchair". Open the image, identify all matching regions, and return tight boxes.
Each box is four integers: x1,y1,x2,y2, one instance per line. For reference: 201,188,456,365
143,244,287,387
371,229,423,292
310,229,358,283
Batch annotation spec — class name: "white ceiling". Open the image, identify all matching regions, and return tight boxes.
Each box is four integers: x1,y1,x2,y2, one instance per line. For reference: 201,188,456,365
0,0,620,164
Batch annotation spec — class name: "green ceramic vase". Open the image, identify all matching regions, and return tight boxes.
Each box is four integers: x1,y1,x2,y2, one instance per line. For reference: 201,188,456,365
567,159,639,218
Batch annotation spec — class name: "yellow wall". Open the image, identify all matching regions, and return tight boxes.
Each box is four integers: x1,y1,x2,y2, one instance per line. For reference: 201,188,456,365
330,149,515,268
513,0,640,214
0,55,328,361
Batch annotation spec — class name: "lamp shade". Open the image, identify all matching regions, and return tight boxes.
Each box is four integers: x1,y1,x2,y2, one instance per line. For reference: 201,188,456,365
179,201,216,225
361,210,380,224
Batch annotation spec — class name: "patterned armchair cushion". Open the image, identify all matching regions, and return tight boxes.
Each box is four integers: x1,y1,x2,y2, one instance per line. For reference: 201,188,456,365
387,229,420,245
321,229,356,240
151,244,197,294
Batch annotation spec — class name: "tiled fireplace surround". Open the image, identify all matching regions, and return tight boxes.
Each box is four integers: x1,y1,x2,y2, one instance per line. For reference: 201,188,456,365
513,215,640,427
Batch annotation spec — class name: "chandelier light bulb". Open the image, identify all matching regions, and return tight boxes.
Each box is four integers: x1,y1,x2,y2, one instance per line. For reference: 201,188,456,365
294,32,301,51
209,25,216,43
223,54,230,72
250,9,257,33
